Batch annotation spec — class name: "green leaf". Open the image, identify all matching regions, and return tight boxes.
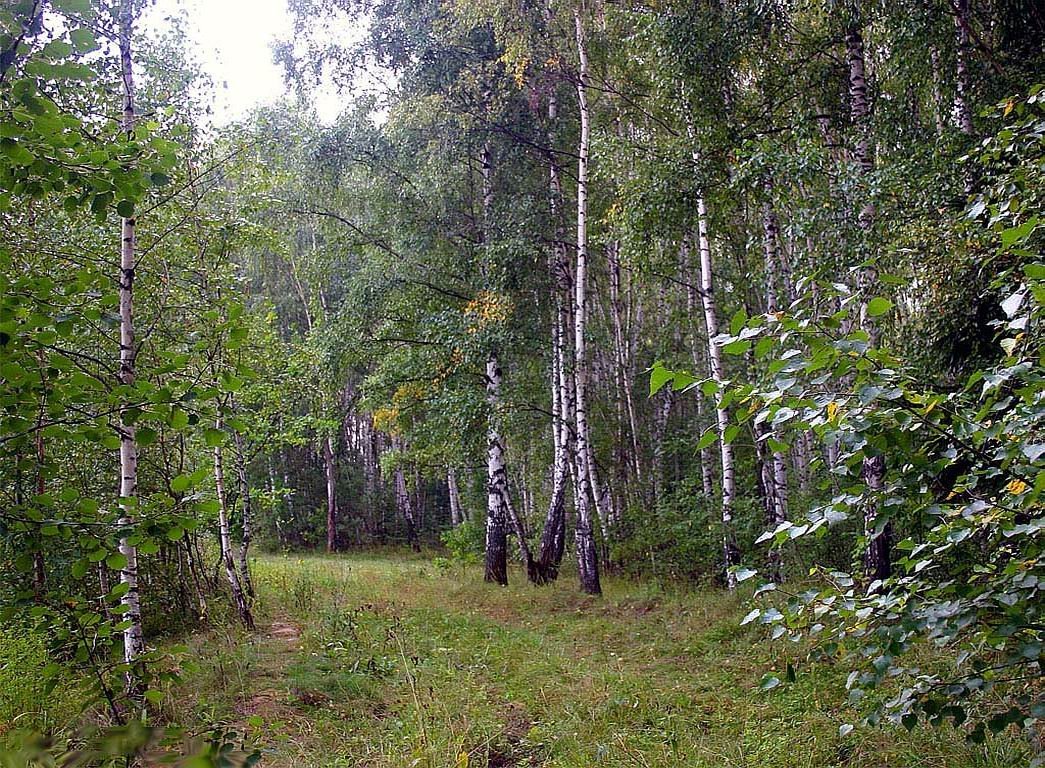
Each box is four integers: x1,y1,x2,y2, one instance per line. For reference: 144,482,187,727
649,363,673,396
171,474,193,493
106,552,128,571
866,297,893,317
116,200,135,218
204,427,225,447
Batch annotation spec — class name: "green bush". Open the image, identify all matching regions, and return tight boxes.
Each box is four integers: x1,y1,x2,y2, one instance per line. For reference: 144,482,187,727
439,520,484,564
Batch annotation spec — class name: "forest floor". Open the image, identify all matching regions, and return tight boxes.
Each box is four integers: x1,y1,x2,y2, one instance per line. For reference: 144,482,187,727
163,552,1031,767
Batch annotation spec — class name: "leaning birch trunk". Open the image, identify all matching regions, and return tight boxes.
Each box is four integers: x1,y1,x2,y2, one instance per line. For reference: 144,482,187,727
695,194,739,589
394,464,421,551
322,434,337,552
116,0,144,697
232,429,254,599
213,427,254,629
846,12,890,582
571,8,601,595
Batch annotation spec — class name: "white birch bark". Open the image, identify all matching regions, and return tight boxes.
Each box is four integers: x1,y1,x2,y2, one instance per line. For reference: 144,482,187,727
232,428,255,599
447,467,463,526
116,0,144,691
213,425,253,629
695,194,738,589
572,8,601,595
846,9,890,581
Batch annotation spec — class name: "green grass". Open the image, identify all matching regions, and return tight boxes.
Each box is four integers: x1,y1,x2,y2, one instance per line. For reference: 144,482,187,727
162,553,1032,767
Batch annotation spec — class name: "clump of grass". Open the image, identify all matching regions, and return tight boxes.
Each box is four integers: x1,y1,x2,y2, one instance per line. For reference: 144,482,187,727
0,625,83,744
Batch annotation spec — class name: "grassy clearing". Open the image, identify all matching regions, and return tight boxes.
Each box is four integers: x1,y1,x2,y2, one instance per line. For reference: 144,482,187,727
162,553,1030,767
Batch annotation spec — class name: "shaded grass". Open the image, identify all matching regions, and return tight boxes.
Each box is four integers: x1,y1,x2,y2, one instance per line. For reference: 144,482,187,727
165,553,1031,767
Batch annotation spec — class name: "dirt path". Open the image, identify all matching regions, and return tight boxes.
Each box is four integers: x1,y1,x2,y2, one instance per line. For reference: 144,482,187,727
235,619,302,724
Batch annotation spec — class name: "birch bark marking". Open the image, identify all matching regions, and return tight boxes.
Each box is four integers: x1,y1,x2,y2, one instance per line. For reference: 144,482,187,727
213,424,254,629
696,194,738,589
572,8,601,595
116,0,144,690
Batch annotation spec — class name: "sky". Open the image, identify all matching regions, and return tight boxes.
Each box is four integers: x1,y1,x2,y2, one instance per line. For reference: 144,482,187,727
145,0,343,125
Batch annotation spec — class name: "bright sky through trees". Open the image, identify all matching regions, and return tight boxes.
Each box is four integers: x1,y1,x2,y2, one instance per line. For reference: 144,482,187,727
146,0,342,123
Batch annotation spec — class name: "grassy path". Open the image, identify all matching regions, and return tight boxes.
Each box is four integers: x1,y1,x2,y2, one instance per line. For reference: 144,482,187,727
165,554,1028,767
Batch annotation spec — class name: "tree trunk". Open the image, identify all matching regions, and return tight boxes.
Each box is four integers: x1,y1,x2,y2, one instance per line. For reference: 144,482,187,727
534,75,572,584
213,428,254,630
484,354,510,585
116,0,144,697
394,463,421,551
232,429,255,599
846,9,890,581
447,467,463,526
572,9,601,595
322,434,337,552
953,0,974,137
695,194,739,589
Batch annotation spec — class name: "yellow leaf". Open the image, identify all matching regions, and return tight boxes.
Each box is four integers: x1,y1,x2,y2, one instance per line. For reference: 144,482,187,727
827,402,840,422
456,752,469,767
1006,479,1028,495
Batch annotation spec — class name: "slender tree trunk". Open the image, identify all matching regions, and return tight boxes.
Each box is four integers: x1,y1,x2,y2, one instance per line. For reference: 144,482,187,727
484,354,510,584
572,9,601,595
116,0,144,696
213,428,254,629
447,467,463,526
534,77,572,584
680,243,716,498
232,429,254,599
953,0,974,137
322,434,337,552
695,195,739,589
394,463,421,551
846,10,890,581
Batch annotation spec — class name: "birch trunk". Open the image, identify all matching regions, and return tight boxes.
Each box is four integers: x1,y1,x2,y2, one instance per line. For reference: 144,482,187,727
394,464,421,551
534,77,571,584
680,243,716,498
846,10,890,581
116,0,144,693
322,434,337,552
213,428,254,629
695,195,739,589
484,354,510,584
572,9,601,595
447,467,463,526
232,429,254,599
953,0,974,137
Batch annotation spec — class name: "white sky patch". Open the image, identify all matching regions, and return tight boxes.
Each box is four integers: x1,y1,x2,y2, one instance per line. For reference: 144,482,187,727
144,0,344,125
